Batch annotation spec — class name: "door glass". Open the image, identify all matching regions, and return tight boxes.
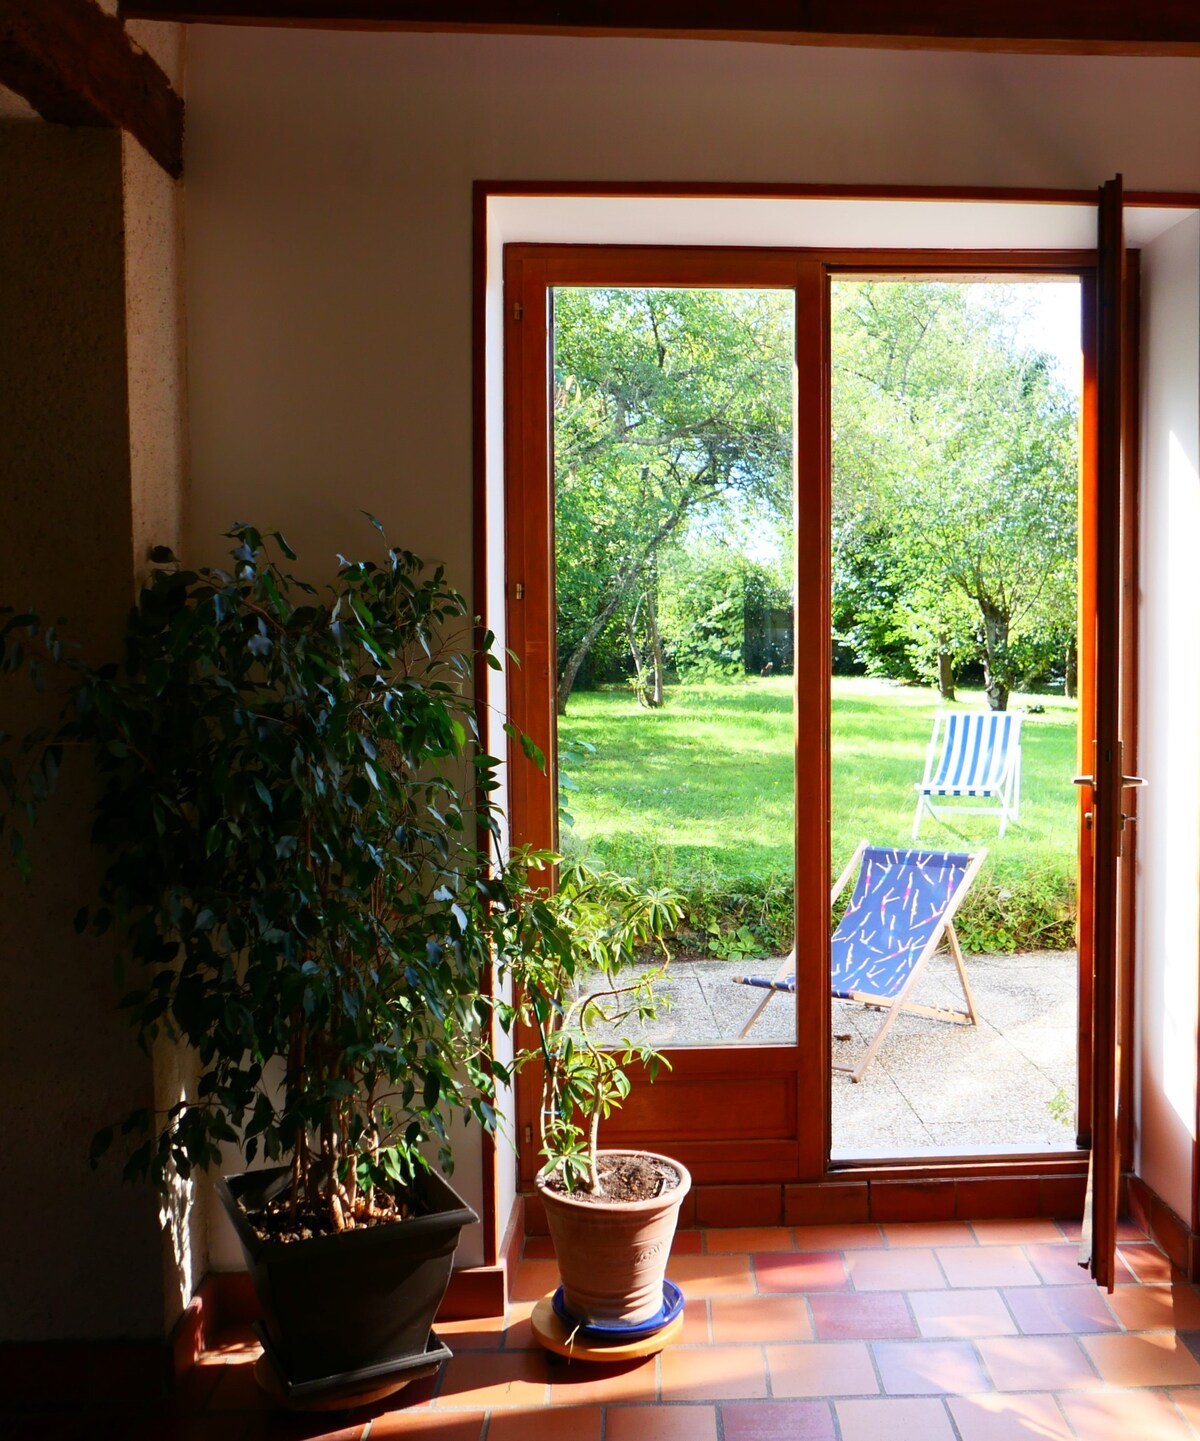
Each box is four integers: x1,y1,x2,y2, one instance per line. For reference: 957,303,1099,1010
551,286,797,1047
828,278,1084,1154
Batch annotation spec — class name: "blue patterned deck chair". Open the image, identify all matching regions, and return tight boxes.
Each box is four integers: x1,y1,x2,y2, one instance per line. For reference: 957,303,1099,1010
734,843,986,1081
913,711,1023,839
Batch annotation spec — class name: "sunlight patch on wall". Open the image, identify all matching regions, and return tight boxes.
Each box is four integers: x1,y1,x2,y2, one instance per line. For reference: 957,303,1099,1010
1160,429,1200,1134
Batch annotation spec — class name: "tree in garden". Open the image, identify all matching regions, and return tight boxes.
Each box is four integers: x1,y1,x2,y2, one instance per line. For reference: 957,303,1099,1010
656,536,793,682
832,282,1079,709
552,287,793,713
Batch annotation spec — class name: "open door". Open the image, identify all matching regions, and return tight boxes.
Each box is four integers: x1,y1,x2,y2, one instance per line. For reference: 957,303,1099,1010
1082,174,1140,1289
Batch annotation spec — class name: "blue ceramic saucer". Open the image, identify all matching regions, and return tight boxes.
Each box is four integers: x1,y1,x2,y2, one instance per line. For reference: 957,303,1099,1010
552,1279,684,1340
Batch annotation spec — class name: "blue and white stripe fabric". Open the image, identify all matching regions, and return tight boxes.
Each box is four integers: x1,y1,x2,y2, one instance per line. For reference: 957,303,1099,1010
926,712,1018,796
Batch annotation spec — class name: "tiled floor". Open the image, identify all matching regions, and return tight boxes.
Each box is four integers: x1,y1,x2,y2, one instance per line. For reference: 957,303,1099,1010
34,1219,1200,1439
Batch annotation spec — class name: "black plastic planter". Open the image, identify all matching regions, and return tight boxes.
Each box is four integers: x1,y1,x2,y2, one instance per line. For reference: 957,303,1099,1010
215,1165,478,1395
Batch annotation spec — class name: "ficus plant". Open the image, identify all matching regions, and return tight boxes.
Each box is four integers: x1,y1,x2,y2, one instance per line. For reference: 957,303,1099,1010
504,859,684,1195
0,520,529,1233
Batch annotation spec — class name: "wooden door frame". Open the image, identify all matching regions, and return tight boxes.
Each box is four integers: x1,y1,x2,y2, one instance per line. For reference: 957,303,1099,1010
485,223,1139,1207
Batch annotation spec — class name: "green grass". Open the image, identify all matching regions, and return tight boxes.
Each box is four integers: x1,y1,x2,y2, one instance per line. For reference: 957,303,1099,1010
558,676,1079,954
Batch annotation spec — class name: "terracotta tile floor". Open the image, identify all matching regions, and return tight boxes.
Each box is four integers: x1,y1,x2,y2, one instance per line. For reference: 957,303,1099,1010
29,1218,1200,1439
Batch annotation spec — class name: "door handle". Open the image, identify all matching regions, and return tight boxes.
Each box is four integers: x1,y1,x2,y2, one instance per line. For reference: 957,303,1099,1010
1071,774,1147,789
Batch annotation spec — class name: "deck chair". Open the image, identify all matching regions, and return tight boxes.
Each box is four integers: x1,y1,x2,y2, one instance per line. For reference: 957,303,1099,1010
733,843,986,1081
912,711,1023,839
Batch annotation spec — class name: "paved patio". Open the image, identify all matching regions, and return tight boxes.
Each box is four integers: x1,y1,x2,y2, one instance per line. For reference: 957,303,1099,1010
582,948,1078,1155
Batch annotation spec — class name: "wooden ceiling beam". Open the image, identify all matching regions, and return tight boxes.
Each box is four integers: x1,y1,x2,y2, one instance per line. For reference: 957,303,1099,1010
117,1,1200,58
1,0,184,178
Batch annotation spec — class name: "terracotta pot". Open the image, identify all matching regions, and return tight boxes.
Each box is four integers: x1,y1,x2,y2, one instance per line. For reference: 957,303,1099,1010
535,1149,692,1326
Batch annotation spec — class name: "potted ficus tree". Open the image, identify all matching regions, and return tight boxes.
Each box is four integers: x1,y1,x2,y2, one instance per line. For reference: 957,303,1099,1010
0,521,526,1402
507,860,691,1330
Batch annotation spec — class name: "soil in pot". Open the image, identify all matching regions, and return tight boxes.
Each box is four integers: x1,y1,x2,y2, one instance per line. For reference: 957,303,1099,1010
542,1152,681,1205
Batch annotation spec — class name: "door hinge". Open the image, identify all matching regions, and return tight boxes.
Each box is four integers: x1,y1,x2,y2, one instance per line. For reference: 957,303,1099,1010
513,301,524,321
523,1124,532,1145
514,581,524,601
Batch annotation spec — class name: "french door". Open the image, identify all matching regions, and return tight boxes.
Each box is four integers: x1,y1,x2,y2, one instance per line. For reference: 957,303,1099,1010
1083,175,1137,1288
504,248,826,1188
502,233,1132,1210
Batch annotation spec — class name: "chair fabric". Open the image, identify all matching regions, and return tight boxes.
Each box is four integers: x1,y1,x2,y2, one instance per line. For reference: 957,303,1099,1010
734,843,985,1079
914,710,1022,838
831,846,974,1001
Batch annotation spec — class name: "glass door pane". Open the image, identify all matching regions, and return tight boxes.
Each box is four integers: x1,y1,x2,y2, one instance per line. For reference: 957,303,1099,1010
551,285,798,1049
828,277,1084,1156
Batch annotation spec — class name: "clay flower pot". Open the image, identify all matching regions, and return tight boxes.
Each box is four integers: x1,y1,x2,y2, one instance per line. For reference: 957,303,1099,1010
535,1149,692,1326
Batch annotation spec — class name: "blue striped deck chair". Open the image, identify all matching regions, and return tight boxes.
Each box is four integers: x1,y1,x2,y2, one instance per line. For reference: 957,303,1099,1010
912,711,1023,839
734,844,986,1081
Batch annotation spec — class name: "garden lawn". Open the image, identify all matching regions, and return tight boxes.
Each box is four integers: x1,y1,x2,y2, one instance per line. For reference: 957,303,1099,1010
558,676,1080,954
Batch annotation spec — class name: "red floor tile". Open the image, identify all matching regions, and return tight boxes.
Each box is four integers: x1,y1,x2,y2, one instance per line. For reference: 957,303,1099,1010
367,1412,484,1440
936,1245,1040,1289
765,1342,879,1397
1058,1389,1195,1440
873,1339,990,1395
521,1236,556,1260
668,1254,757,1298
707,1227,795,1254
969,1218,1067,1246
485,1405,601,1440
711,1295,812,1344
671,1229,704,1254
508,1259,561,1302
1106,1283,1200,1332
791,1224,884,1251
1002,1284,1120,1335
836,1396,956,1440
660,1344,770,1400
753,1251,849,1293
1168,1387,1200,1432
809,1292,916,1341
1025,1243,1134,1286
605,1404,718,1441
676,1298,713,1344
1082,1332,1200,1387
976,1335,1102,1391
499,1299,537,1350
434,1316,506,1351
547,1356,658,1406
720,1399,836,1440
845,1248,946,1292
947,1392,1073,1441
203,1361,275,1412
434,1349,550,1409
908,1289,1016,1339
1118,1243,1183,1284
882,1222,975,1249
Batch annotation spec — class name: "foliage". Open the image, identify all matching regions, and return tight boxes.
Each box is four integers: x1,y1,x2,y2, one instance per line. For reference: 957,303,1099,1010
558,677,1079,955
553,287,794,710
0,522,527,1230
657,539,793,682
832,282,1080,708
505,858,683,1194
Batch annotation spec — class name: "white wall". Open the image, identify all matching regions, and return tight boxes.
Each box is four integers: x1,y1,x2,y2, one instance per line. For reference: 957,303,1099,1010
184,26,1200,1249
1137,214,1200,1223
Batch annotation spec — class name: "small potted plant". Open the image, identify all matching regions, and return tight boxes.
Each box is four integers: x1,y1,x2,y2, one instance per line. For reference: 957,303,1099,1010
0,522,524,1402
507,860,690,1329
